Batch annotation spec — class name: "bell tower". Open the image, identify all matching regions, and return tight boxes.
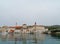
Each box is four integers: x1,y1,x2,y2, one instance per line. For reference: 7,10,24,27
16,22,17,26
34,22,37,31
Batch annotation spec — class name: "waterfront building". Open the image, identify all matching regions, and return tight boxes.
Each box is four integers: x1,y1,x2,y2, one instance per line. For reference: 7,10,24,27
32,25,46,33
9,26,22,33
0,27,2,32
22,24,27,29
2,26,8,32
1,26,8,35
30,22,48,33
21,22,48,34
0,22,48,34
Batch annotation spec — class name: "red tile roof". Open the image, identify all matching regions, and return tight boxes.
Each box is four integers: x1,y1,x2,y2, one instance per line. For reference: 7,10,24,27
9,26,22,29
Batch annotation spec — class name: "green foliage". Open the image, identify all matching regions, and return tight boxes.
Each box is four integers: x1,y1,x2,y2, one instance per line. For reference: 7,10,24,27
46,25,60,30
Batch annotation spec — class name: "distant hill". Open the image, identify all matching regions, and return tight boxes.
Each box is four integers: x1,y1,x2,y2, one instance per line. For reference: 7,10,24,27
45,25,60,30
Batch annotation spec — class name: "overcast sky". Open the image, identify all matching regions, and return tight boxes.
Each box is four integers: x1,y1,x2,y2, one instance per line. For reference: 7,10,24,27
0,0,60,26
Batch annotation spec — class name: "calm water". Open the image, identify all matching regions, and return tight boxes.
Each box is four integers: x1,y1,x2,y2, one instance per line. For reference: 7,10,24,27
0,32,60,44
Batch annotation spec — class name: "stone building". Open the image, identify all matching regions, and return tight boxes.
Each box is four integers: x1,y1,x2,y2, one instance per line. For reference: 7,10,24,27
27,22,48,33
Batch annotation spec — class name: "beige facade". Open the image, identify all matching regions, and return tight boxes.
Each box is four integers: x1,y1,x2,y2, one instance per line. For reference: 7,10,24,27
22,24,27,29
28,25,48,33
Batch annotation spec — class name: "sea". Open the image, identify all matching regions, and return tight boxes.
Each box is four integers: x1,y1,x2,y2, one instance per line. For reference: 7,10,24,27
0,32,60,44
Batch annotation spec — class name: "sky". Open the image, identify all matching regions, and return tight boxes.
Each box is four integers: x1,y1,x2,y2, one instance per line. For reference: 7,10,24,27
0,0,60,26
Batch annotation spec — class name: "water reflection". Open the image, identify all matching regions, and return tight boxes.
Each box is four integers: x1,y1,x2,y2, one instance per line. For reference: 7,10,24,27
1,31,60,44
1,34,7,41
0,32,46,44
51,34,60,40
1,32,60,44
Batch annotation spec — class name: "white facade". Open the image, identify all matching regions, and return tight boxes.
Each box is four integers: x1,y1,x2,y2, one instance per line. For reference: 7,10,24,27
22,24,27,29
32,25,48,33
7,28,15,32
14,30,20,33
